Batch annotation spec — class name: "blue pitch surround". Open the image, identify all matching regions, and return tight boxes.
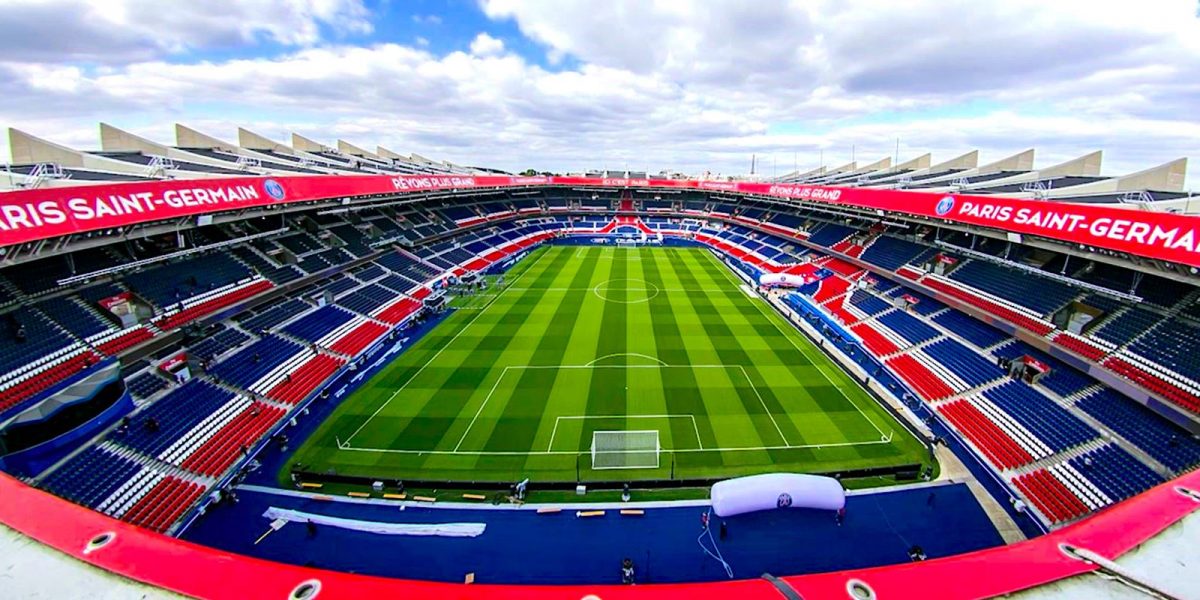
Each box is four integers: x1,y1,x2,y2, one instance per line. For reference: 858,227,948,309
182,482,1002,585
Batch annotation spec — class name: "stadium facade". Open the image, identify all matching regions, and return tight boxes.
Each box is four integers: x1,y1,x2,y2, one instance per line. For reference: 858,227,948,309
0,123,1197,598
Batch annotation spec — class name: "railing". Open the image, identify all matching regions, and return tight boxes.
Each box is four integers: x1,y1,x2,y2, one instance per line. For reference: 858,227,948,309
146,156,177,179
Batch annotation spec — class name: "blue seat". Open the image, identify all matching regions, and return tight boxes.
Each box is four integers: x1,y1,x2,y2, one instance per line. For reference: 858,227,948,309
1126,320,1200,383
947,260,1078,316
0,308,75,377
127,372,170,400
806,223,855,247
282,306,356,343
847,290,892,316
982,382,1096,451
923,339,1002,386
991,340,1093,397
877,311,940,345
1070,445,1164,502
110,379,236,456
1077,389,1200,472
188,327,251,362
859,236,929,271
123,252,251,309
238,299,312,333
932,310,1008,349
35,296,114,339
41,446,142,508
1091,307,1162,347
208,336,303,389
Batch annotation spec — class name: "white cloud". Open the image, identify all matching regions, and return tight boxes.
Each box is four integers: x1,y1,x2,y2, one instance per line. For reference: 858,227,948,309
469,33,505,57
0,0,372,62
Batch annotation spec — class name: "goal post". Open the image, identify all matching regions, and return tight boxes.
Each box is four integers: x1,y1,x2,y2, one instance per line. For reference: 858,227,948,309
591,430,661,470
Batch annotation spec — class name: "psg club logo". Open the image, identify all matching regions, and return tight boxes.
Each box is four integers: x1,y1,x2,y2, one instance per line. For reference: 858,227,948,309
935,195,956,216
263,179,286,201
777,493,793,508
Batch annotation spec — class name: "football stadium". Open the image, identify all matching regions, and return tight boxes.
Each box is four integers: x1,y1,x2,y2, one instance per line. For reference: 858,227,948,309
1,3,1199,599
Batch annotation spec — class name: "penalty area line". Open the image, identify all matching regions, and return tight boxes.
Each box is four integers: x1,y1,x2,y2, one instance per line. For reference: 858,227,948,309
338,438,893,456
340,248,551,446
704,251,892,442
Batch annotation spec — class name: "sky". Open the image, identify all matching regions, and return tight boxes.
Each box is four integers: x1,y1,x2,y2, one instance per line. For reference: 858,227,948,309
0,0,1197,185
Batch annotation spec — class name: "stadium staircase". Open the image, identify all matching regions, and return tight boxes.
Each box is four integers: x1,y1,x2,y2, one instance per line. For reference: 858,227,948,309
776,242,1190,528
742,212,1200,419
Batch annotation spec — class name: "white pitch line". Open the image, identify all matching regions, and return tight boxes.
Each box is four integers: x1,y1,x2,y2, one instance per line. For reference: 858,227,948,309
584,353,669,367
505,287,709,292
704,251,892,441
341,248,552,445
735,365,790,446
342,438,890,456
546,417,563,452
689,414,703,450
504,364,741,370
547,414,704,451
452,366,512,451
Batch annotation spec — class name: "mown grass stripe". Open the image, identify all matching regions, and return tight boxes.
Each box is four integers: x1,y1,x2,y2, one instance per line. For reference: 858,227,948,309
643,250,722,471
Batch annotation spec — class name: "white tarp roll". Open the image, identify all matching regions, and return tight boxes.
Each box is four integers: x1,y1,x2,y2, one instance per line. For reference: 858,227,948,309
710,473,845,517
263,507,486,537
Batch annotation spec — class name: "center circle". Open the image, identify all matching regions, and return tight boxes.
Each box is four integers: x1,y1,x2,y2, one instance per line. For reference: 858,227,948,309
593,278,660,304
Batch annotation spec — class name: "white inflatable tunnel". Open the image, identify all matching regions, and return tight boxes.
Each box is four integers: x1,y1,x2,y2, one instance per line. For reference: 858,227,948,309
759,273,816,288
710,473,845,517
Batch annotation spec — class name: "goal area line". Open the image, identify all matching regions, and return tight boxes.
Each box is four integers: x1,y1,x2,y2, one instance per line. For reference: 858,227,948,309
548,414,702,452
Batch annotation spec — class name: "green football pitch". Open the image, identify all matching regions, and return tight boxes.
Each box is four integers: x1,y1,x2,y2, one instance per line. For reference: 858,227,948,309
286,245,931,484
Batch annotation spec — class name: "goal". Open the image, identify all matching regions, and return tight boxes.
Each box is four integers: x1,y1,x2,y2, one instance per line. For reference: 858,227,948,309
591,430,661,469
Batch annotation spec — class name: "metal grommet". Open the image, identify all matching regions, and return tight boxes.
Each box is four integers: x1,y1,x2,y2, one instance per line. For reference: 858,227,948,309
1059,543,1085,561
846,578,876,600
289,579,321,600
1174,486,1200,502
83,531,115,555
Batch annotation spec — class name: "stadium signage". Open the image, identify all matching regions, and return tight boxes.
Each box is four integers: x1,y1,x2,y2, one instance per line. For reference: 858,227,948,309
765,184,843,201
601,178,651,187
0,183,262,233
945,200,1200,255
4,174,1200,267
390,175,478,190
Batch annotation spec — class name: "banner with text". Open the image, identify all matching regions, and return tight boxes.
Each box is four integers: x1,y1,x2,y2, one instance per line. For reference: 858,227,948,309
2,174,1199,267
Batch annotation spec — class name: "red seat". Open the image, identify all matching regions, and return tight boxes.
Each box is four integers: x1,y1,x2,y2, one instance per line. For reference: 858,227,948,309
264,356,345,405
0,351,102,412
886,354,955,400
1103,357,1200,414
938,400,1034,469
330,322,389,356
922,278,1053,336
851,323,899,356
153,280,273,330
1052,333,1108,362
96,327,156,356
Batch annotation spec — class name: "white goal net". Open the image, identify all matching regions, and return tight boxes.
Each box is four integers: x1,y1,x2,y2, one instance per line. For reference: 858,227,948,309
591,430,661,469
